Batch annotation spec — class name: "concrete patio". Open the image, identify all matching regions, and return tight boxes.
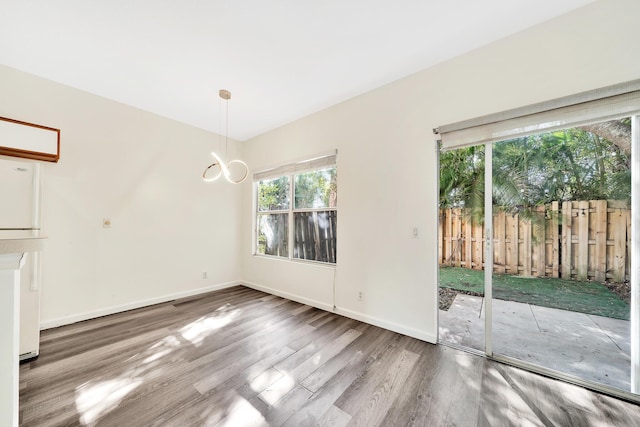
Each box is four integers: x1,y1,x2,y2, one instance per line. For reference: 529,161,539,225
439,294,631,391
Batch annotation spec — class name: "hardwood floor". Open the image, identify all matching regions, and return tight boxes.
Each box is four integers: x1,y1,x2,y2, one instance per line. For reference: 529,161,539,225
20,286,640,426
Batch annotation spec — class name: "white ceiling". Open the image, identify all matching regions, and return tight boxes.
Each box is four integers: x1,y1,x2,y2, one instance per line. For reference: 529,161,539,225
1,0,594,141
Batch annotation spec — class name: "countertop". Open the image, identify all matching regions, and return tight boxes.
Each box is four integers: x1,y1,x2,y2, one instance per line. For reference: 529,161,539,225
0,230,46,254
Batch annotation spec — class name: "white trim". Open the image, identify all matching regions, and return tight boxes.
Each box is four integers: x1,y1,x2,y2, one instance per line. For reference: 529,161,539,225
288,168,295,261
254,153,336,181
0,253,25,271
243,280,437,344
252,252,338,268
290,207,338,214
484,143,493,356
253,149,338,181
251,180,259,256
437,81,640,151
631,115,640,394
251,254,337,270
242,280,334,312
437,79,640,135
336,307,437,344
435,141,442,342
40,280,241,330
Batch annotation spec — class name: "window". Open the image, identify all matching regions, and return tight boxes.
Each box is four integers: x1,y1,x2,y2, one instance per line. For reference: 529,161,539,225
255,154,337,264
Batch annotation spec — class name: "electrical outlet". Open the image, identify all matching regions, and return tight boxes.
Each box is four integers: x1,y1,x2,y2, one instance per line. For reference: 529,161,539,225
357,290,364,301
202,272,208,279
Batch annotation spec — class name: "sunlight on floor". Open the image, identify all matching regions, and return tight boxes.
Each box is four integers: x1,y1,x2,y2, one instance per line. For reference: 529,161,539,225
180,310,239,346
455,352,473,368
214,394,267,427
483,367,541,426
72,306,245,424
311,352,323,366
75,377,143,425
74,334,183,424
260,372,296,405
143,335,181,364
250,368,284,394
557,380,593,408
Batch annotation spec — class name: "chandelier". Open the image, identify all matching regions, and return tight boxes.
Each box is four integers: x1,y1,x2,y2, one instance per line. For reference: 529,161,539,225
202,89,249,184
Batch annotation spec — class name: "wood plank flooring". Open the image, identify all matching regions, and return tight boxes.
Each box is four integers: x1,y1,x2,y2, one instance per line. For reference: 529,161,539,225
19,286,640,426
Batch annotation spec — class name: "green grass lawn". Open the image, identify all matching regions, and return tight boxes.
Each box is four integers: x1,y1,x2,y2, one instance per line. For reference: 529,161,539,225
439,266,629,320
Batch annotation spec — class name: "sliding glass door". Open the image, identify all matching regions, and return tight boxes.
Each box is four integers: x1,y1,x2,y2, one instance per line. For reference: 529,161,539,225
490,121,634,393
437,81,640,400
438,145,486,353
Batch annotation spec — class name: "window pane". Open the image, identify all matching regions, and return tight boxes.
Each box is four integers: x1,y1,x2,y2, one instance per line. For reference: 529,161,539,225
258,176,290,211
293,211,337,263
491,119,633,393
294,167,337,209
257,213,289,257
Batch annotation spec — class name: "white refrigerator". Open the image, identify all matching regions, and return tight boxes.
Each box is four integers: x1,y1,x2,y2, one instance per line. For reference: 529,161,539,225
0,157,42,361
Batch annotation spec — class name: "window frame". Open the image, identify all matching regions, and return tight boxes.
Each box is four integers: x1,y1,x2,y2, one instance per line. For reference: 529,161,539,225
253,154,337,266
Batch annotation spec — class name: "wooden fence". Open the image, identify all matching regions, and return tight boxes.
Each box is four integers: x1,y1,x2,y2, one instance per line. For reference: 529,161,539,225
259,210,337,263
438,200,630,282
293,211,337,263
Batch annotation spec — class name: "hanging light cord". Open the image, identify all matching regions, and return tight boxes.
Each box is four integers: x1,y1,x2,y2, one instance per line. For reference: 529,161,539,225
202,89,249,184
224,94,229,157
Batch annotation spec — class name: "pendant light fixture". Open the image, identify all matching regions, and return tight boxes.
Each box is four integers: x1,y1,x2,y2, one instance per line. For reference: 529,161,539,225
202,89,249,184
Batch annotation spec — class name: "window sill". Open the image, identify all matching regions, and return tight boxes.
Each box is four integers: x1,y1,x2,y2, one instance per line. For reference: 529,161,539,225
252,253,337,269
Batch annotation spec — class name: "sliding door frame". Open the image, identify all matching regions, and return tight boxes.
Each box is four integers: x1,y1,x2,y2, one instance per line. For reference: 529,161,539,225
436,81,640,402
631,115,639,395
483,144,493,357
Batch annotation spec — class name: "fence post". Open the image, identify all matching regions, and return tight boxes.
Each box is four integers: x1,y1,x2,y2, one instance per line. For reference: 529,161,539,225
577,200,589,281
453,208,462,267
474,219,483,270
561,201,573,279
445,209,452,266
551,201,560,278
509,214,519,275
314,212,321,260
612,206,627,282
465,215,472,269
523,213,533,276
495,211,506,273
594,200,607,282
536,205,545,277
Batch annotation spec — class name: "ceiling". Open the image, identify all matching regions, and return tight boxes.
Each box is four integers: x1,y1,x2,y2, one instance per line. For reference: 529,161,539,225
0,0,594,141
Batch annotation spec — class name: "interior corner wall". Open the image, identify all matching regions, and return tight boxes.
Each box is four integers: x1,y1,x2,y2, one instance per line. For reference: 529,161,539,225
240,0,640,343
0,65,244,328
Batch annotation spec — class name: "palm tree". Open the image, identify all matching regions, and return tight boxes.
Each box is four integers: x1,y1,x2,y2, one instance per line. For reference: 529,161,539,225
440,124,631,216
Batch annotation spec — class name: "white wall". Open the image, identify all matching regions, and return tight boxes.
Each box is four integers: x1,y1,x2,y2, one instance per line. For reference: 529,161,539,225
241,0,640,343
0,65,243,327
1,0,638,339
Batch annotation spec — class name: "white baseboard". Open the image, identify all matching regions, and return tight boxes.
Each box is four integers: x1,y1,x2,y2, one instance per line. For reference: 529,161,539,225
242,281,335,312
335,307,437,344
41,279,438,345
242,280,436,344
40,280,241,330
